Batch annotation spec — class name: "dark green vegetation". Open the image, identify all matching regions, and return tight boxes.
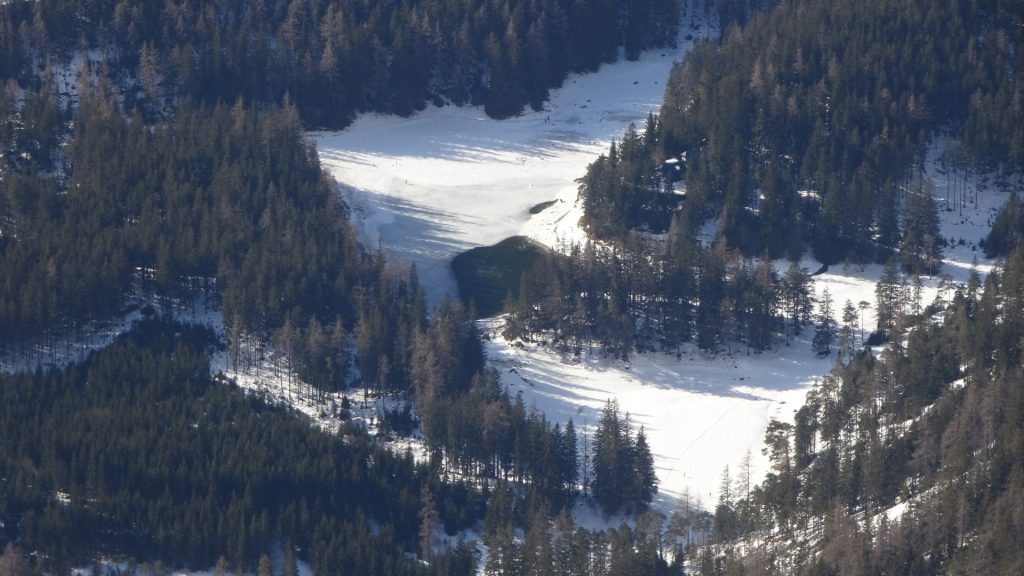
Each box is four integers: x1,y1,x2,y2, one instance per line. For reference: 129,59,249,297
0,0,679,127
505,236,821,358
528,200,557,215
591,400,659,515
0,87,425,396
2,0,1024,574
696,248,1024,576
451,236,551,317
579,113,676,239
0,319,665,574
529,0,1024,362
984,192,1024,258
0,319,456,575
583,0,1022,264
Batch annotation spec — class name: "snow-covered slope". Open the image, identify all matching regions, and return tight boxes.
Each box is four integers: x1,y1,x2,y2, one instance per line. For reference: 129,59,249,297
312,7,716,305
484,320,824,514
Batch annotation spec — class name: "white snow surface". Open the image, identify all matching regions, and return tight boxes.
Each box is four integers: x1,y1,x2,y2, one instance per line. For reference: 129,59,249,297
312,5,716,305
484,320,821,516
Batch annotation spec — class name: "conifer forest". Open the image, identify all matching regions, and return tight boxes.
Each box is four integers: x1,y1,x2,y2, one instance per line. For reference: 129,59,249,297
0,0,1023,575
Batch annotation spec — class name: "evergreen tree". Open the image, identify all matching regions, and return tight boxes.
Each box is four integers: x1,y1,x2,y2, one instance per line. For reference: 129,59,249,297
812,287,836,356
839,299,858,359
633,426,658,507
984,191,1024,257
875,258,904,333
591,399,657,514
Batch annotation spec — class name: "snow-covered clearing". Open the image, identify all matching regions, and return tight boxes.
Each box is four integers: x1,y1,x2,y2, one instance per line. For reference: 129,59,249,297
485,320,822,516
312,5,716,305
211,338,432,463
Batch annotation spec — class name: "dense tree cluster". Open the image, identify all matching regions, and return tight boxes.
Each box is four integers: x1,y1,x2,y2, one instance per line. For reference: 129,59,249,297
591,399,658,514
0,319,482,575
0,0,679,126
695,245,1024,574
504,233,823,357
0,316,682,573
582,0,1022,266
399,302,653,518
579,115,674,239
0,79,436,397
984,191,1024,258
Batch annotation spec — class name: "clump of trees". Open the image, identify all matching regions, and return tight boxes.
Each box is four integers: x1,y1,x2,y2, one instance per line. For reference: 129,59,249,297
0,78,438,397
984,192,1024,258
503,233,829,358
592,399,658,514
579,115,672,239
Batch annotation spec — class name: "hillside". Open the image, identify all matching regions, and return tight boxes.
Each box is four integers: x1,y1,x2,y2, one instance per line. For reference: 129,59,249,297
0,0,1022,574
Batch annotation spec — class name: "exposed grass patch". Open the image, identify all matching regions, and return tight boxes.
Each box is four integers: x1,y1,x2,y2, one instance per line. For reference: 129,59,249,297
451,236,550,318
529,200,558,214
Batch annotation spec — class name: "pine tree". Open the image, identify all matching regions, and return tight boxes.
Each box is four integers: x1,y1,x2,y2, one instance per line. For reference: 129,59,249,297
257,553,273,576
813,287,836,356
782,262,814,336
419,484,438,559
562,418,579,498
283,542,298,576
592,399,625,513
875,258,904,333
713,466,737,541
839,299,858,358
984,191,1024,257
522,510,554,576
901,182,943,274
633,425,658,507
0,544,30,576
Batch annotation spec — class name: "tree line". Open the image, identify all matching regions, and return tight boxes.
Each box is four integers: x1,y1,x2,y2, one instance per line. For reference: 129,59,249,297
0,0,680,127
503,230,831,358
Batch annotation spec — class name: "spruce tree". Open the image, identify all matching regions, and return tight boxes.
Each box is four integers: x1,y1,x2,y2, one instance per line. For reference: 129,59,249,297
813,287,836,356
875,258,904,333
633,425,658,508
